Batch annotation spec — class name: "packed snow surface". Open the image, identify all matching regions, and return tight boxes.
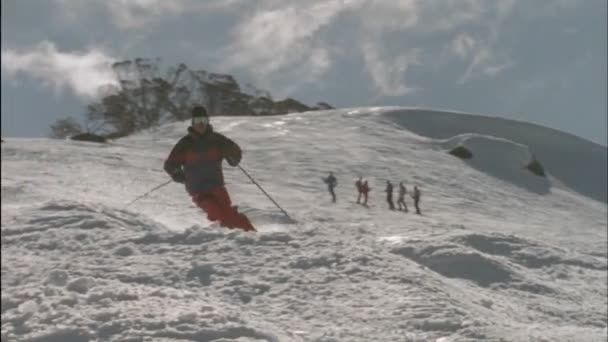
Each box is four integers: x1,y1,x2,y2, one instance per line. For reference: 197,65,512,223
2,107,606,341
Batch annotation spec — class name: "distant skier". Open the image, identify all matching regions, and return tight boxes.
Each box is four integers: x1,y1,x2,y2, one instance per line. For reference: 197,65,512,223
355,177,363,204
323,172,338,203
397,182,408,212
164,105,256,232
411,185,422,215
360,180,370,206
385,180,395,210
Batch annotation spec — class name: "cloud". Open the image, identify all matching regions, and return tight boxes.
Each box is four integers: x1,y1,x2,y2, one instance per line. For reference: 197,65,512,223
105,0,191,28
1,41,119,99
457,46,514,83
224,1,344,72
41,0,583,98
219,1,348,96
221,0,523,97
357,0,486,33
53,0,244,29
451,34,477,59
445,1,518,83
448,33,514,82
361,42,421,96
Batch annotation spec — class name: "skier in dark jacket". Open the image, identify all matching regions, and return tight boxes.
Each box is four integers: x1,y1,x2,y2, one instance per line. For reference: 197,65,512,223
411,185,422,215
397,182,408,212
361,180,370,206
323,172,338,202
164,105,255,232
385,180,395,210
355,177,363,204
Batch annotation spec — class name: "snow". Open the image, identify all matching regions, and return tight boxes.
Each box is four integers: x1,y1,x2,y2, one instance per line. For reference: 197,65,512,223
2,107,606,341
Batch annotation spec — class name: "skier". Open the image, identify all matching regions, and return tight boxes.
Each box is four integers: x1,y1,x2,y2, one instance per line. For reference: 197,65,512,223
323,172,338,202
397,181,408,212
355,177,363,204
385,180,395,210
361,180,370,206
164,105,256,232
411,185,422,215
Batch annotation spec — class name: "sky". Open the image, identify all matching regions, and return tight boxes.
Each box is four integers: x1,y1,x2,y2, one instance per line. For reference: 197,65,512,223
1,0,606,145
2,108,606,341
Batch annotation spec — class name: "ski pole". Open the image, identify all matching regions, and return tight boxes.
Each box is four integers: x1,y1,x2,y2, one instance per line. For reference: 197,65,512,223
126,179,172,206
237,165,298,225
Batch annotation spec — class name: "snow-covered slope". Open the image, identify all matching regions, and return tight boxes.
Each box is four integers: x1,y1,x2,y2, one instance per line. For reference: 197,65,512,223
381,108,607,203
2,107,606,341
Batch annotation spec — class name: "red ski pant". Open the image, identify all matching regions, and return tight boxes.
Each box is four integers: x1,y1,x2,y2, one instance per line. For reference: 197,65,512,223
192,186,256,232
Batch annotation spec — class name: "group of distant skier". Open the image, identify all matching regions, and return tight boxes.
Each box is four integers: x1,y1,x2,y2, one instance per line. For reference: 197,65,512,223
323,173,422,214
164,104,424,233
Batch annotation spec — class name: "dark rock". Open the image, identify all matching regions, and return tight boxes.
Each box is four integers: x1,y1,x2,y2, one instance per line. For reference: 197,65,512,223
273,98,312,113
312,102,334,110
526,159,546,177
449,146,473,159
70,133,107,143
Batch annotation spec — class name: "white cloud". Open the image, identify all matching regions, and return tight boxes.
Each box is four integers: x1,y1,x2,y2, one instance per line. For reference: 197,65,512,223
451,34,477,59
222,0,523,96
105,0,198,29
361,42,420,96
483,61,514,77
53,0,243,29
1,41,119,99
221,0,346,92
458,47,514,83
45,0,582,96
357,0,486,33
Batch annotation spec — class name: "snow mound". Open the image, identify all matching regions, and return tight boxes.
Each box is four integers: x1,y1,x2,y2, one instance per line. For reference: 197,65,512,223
388,231,605,299
381,108,607,203
456,233,607,271
1,203,295,341
390,239,516,288
240,207,299,226
440,133,551,195
2,200,165,238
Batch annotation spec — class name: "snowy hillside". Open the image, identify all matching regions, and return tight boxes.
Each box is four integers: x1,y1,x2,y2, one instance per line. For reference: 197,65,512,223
2,107,606,342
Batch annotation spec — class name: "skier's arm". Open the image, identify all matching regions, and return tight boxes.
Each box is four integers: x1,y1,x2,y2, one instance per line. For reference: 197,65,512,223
217,134,242,167
164,137,188,183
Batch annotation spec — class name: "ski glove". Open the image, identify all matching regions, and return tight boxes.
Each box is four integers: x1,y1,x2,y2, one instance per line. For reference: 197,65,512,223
170,170,186,183
226,155,241,167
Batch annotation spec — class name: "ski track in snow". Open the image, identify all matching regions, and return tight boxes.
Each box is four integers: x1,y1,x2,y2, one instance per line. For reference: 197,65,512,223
1,107,606,341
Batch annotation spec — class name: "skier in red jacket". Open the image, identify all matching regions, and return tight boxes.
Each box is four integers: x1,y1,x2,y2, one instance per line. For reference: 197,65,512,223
164,105,256,232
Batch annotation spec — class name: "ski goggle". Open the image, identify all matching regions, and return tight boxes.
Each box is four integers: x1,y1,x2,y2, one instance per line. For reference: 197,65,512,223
192,116,209,125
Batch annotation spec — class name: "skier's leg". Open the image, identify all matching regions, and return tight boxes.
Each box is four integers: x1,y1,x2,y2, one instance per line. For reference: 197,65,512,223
223,206,256,231
192,193,223,223
215,187,256,231
196,187,255,231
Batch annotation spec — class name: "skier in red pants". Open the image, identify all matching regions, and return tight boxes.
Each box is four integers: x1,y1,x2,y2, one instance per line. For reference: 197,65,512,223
164,105,256,232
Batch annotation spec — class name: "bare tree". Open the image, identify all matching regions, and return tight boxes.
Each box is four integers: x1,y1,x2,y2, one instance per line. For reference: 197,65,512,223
49,58,329,140
49,117,83,139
